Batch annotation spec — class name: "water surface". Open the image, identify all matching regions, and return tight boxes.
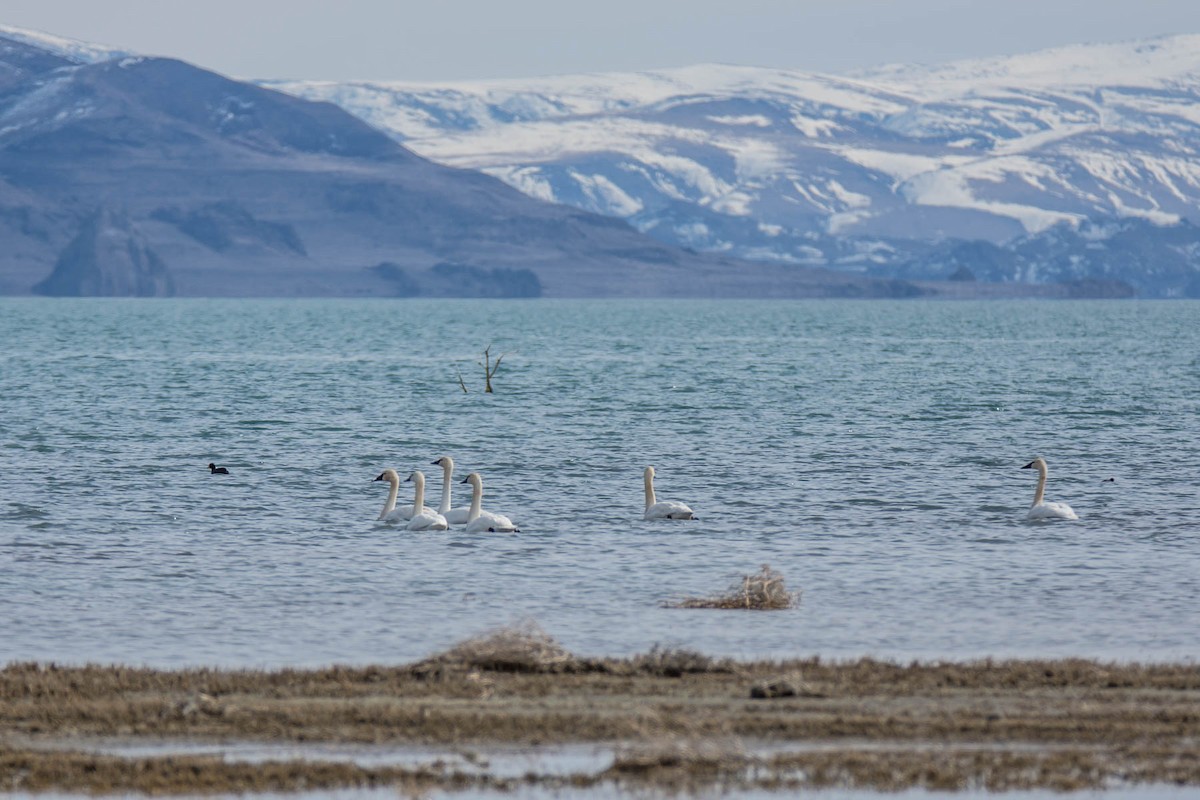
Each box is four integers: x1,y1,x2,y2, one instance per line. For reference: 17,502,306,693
1,299,1197,667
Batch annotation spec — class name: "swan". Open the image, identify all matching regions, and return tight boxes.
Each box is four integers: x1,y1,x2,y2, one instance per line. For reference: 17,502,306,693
460,472,519,533
643,466,696,520
1021,457,1079,520
431,456,472,525
404,471,450,530
373,468,435,522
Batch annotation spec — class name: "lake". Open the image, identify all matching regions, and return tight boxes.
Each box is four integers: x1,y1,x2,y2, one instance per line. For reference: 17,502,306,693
1,298,1197,667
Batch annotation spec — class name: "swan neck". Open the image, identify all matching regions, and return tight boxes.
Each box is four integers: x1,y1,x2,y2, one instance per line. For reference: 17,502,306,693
644,471,656,510
437,463,452,514
380,477,399,520
412,477,425,513
468,479,483,522
1032,463,1047,507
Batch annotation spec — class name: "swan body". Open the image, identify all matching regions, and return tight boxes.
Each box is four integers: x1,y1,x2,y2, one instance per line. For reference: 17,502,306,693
643,466,696,520
1022,458,1078,520
460,472,519,533
431,455,472,525
373,469,434,522
404,471,449,530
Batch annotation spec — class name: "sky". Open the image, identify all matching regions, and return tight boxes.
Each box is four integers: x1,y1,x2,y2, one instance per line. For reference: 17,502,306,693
3,0,1199,82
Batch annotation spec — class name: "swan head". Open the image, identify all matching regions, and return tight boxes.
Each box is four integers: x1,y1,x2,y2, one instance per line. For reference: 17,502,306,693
644,466,655,479
374,468,400,485
1021,458,1047,471
405,470,426,486
460,472,483,487
431,455,454,470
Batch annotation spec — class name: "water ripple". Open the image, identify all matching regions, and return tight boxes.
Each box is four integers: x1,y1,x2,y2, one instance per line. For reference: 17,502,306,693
0,298,1198,668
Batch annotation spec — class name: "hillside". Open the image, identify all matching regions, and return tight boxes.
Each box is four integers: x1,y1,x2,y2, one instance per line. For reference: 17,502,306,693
265,36,1200,296
0,27,919,298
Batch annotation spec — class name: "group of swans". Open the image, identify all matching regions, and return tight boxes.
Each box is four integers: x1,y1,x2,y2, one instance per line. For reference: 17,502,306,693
374,456,1078,531
648,460,1077,523
374,455,519,532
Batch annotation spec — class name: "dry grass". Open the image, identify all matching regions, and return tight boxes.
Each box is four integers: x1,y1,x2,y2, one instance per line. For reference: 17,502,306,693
669,565,799,610
411,621,582,675
3,637,1200,795
628,645,736,677
7,744,1200,796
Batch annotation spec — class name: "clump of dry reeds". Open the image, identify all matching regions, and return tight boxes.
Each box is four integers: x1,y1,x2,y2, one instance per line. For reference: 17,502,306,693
668,565,799,610
416,622,580,675
630,645,736,677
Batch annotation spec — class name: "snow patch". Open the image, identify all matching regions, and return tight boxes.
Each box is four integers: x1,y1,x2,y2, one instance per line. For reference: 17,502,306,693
827,210,875,234
707,114,771,127
903,168,1082,233
1105,191,1181,225
826,180,871,209
569,171,643,216
482,166,557,203
790,115,843,138
834,147,958,184
711,191,754,216
0,24,132,64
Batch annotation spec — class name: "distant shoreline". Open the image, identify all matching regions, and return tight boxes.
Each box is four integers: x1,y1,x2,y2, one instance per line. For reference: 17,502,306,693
0,280,1160,300
4,648,1198,795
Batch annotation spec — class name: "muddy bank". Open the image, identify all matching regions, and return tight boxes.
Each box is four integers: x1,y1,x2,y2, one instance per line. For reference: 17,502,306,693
3,637,1199,795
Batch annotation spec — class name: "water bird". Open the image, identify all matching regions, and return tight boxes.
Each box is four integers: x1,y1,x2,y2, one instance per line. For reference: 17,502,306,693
403,471,449,531
643,466,696,520
373,468,434,522
460,472,519,532
431,455,472,525
1021,457,1079,520
207,463,229,474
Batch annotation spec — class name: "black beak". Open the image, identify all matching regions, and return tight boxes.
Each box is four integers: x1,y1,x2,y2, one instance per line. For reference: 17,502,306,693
431,459,441,466
373,473,385,481
404,475,412,483
1021,461,1034,469
460,477,470,484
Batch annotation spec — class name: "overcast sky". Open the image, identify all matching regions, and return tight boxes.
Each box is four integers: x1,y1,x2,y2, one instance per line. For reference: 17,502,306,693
4,0,1198,82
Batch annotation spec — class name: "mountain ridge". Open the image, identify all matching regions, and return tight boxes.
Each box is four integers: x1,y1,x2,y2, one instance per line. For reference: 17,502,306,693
6,24,1199,297
0,26,926,298
263,34,1200,295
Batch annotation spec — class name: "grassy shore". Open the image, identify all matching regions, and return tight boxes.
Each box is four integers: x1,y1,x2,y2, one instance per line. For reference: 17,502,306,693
3,629,1199,795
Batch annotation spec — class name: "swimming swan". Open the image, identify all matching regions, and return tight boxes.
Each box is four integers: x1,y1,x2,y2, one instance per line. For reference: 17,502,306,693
404,471,450,530
431,456,472,525
643,466,696,520
460,472,519,533
1021,457,1078,520
373,468,434,523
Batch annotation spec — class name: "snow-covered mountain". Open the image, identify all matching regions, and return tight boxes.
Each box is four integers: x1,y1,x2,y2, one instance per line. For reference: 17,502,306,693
0,25,923,298
263,36,1200,291
8,23,1200,296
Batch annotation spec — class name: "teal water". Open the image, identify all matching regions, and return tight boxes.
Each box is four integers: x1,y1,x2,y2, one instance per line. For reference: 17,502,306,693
1,298,1198,667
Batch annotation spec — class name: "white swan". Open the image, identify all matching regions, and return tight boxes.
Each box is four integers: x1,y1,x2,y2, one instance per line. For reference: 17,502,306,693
373,468,435,521
1022,457,1079,520
403,471,449,531
643,466,696,520
431,455,472,525
460,472,519,533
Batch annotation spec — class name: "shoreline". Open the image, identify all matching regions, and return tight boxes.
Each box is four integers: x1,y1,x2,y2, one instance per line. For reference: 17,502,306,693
4,637,1199,795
